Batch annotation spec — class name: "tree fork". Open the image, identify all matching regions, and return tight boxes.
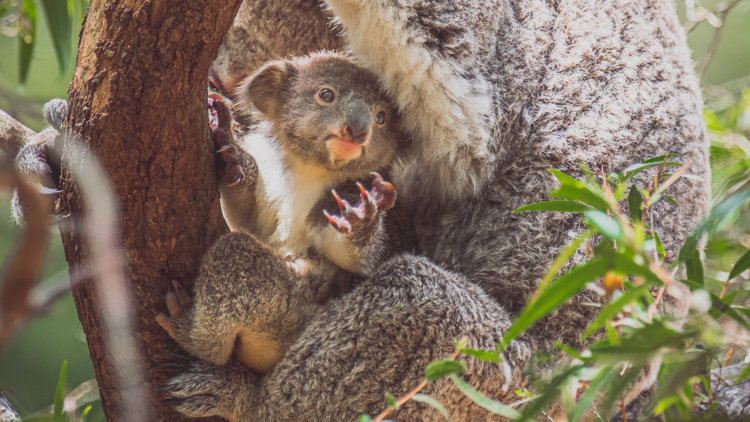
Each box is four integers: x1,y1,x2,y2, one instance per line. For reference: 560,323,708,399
59,0,239,419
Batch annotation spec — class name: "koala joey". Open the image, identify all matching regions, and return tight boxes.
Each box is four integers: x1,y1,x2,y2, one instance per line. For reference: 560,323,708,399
156,52,410,375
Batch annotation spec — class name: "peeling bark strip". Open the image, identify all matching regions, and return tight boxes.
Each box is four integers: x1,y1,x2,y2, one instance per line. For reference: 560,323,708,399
60,0,239,420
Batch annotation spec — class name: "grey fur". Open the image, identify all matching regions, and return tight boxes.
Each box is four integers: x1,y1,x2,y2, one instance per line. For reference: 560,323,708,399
157,0,709,418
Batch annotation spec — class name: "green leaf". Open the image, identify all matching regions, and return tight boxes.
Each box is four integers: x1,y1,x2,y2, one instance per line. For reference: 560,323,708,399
708,290,738,320
53,361,68,422
679,185,750,262
728,248,750,281
662,195,678,206
412,394,450,421
356,415,372,422
512,201,594,213
425,359,466,381
459,347,502,363
385,391,398,410
682,279,750,329
735,362,750,386
81,405,92,422
583,284,651,340
40,0,72,74
653,232,666,258
548,169,611,211
498,257,609,352
619,155,681,184
628,185,643,222
685,249,704,287
449,375,521,419
18,0,38,86
585,211,622,240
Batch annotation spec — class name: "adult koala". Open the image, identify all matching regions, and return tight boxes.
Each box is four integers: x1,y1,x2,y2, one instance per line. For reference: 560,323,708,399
24,0,711,419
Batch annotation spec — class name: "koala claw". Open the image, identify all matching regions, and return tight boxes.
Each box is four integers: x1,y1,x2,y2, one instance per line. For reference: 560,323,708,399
159,359,247,419
157,280,192,336
324,173,397,235
209,97,246,188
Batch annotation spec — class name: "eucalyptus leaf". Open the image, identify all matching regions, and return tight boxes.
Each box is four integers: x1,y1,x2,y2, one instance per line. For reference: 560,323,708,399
425,359,466,381
498,257,609,352
449,375,521,419
512,201,594,213
459,347,502,363
18,0,38,86
53,361,68,422
585,211,622,240
628,185,643,222
686,249,704,287
40,0,72,73
728,248,750,280
412,394,450,421
548,169,611,211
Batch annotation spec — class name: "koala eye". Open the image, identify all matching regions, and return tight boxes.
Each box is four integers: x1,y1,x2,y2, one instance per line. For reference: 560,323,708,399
318,88,335,103
375,111,386,125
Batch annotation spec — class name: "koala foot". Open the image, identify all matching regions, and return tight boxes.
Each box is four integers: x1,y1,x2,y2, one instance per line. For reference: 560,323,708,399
324,172,396,234
209,95,244,187
156,280,192,337
157,358,256,419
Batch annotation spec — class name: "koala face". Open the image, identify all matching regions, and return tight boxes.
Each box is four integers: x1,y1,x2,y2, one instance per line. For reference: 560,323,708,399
240,52,401,175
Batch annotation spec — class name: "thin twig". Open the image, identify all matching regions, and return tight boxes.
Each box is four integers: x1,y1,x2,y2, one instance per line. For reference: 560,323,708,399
697,8,732,79
372,351,460,422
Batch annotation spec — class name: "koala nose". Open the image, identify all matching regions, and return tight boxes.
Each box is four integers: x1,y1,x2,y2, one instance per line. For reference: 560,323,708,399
343,108,370,144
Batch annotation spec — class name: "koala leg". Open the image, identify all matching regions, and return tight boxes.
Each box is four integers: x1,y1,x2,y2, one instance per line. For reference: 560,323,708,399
157,232,313,374
163,254,530,421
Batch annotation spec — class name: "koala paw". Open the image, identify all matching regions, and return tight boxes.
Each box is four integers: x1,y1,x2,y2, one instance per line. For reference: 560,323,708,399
155,280,192,338
157,357,255,419
324,172,396,235
209,95,244,188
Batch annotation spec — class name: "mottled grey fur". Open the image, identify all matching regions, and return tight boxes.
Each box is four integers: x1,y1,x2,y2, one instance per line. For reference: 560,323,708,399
161,0,709,419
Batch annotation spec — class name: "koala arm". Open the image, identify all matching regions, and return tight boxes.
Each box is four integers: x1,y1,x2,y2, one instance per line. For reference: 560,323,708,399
8,99,67,224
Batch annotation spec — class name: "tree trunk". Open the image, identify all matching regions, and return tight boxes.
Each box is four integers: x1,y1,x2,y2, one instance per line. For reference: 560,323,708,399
58,0,240,420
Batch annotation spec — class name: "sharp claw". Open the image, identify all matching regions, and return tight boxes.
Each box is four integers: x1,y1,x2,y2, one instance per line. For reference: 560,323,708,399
216,145,233,153
381,181,395,191
331,189,350,211
37,186,63,195
323,209,337,225
357,182,371,200
171,280,182,291
208,93,222,101
227,175,243,187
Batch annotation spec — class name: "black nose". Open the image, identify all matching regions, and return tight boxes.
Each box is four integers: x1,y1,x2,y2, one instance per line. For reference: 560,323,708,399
343,110,370,144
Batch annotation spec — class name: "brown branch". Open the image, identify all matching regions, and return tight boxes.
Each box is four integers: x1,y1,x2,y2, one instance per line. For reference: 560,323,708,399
0,153,54,352
0,109,34,157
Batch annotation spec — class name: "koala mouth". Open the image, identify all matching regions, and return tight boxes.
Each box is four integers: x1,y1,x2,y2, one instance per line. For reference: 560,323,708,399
326,134,364,166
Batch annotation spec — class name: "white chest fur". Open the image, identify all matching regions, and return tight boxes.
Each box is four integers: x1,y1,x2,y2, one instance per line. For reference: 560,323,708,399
239,133,334,257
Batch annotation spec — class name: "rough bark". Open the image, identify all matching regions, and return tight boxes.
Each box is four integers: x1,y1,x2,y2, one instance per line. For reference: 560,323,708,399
58,0,240,420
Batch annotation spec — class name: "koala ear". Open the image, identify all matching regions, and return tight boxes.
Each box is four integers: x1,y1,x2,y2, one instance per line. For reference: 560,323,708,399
243,60,296,116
